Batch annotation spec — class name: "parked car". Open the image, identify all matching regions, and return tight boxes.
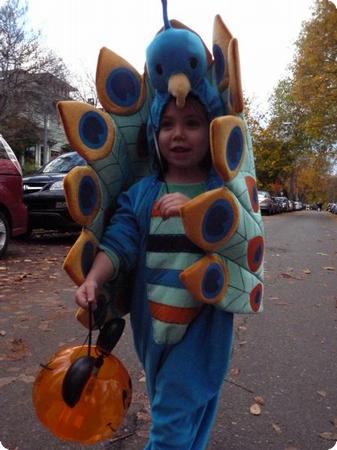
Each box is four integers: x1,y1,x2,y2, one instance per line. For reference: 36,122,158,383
23,151,86,233
258,190,274,215
329,203,337,214
0,134,28,257
271,196,282,214
293,201,303,211
274,196,289,212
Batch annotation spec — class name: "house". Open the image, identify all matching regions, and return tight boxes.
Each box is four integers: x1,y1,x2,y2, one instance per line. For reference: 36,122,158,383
0,70,77,167
22,72,77,166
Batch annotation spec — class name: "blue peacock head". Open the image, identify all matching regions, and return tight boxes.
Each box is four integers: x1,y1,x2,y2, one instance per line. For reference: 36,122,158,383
146,0,224,132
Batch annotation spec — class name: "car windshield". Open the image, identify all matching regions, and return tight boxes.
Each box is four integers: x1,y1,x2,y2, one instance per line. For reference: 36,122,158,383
41,153,85,174
258,191,268,197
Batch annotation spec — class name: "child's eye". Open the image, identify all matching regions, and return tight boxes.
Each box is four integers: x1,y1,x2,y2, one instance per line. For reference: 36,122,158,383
186,118,201,128
160,119,174,129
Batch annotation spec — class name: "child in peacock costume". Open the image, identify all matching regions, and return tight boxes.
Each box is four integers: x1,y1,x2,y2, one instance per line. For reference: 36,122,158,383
57,1,264,447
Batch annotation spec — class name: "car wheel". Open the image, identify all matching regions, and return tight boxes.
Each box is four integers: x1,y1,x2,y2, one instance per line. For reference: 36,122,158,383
0,212,10,258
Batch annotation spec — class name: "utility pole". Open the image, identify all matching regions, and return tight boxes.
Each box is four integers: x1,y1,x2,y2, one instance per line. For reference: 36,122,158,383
43,112,49,165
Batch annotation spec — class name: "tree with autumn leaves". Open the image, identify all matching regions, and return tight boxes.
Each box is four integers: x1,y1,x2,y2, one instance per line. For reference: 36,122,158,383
0,0,74,164
251,0,337,203
0,0,96,162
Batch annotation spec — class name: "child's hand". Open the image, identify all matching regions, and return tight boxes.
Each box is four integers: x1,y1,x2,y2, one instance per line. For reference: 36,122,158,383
75,280,98,310
156,193,191,219
74,251,115,311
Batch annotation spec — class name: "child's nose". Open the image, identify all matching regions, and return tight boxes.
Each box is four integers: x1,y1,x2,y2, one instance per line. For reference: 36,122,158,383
172,124,185,139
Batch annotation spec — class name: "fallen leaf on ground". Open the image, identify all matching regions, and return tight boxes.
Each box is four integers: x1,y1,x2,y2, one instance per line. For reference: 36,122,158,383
317,390,327,397
0,330,6,336
319,431,337,440
272,423,282,434
330,417,337,427
249,403,262,415
0,277,11,283
38,321,51,332
254,396,265,405
269,297,280,300
18,374,35,383
6,338,31,360
303,268,311,274
0,376,16,389
14,273,28,282
230,367,240,376
317,252,328,256
322,266,335,271
280,273,301,280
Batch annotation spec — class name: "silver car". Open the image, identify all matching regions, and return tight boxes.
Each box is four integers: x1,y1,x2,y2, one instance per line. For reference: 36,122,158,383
258,190,273,215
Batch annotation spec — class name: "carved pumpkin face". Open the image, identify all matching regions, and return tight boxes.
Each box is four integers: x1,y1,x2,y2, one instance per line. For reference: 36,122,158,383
33,345,132,444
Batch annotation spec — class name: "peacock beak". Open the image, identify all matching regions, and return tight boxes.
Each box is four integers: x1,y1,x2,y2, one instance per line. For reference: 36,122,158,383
168,73,191,109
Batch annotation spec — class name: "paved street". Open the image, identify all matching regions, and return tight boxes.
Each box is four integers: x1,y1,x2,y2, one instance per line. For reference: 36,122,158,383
0,210,336,450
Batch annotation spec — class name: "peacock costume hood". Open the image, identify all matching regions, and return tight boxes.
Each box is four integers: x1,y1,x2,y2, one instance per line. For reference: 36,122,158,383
146,0,224,136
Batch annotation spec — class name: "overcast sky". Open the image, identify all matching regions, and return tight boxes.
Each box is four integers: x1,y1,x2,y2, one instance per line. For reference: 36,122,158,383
8,0,335,111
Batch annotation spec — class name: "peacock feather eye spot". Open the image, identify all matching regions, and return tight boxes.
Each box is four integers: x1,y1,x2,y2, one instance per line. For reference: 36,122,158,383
79,112,108,149
155,64,163,75
78,176,97,216
189,57,198,69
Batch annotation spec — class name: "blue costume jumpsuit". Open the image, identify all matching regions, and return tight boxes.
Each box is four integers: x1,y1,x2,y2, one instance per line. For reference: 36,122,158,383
100,173,233,450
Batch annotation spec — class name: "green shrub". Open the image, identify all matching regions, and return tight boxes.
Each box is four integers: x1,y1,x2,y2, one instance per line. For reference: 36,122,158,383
22,160,38,175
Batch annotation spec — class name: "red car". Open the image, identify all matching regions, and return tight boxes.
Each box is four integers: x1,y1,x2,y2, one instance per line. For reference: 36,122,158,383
0,134,28,257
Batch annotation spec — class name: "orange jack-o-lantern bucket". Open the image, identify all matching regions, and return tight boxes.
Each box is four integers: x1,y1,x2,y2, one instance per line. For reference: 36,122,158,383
32,344,132,444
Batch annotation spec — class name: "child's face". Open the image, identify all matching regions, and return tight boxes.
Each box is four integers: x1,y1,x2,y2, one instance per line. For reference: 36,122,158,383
158,97,209,179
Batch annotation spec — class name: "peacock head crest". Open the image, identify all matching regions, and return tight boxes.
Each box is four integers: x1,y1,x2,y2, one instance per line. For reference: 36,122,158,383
146,0,208,108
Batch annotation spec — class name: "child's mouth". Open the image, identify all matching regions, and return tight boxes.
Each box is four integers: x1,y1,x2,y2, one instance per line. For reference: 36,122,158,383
171,147,190,153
